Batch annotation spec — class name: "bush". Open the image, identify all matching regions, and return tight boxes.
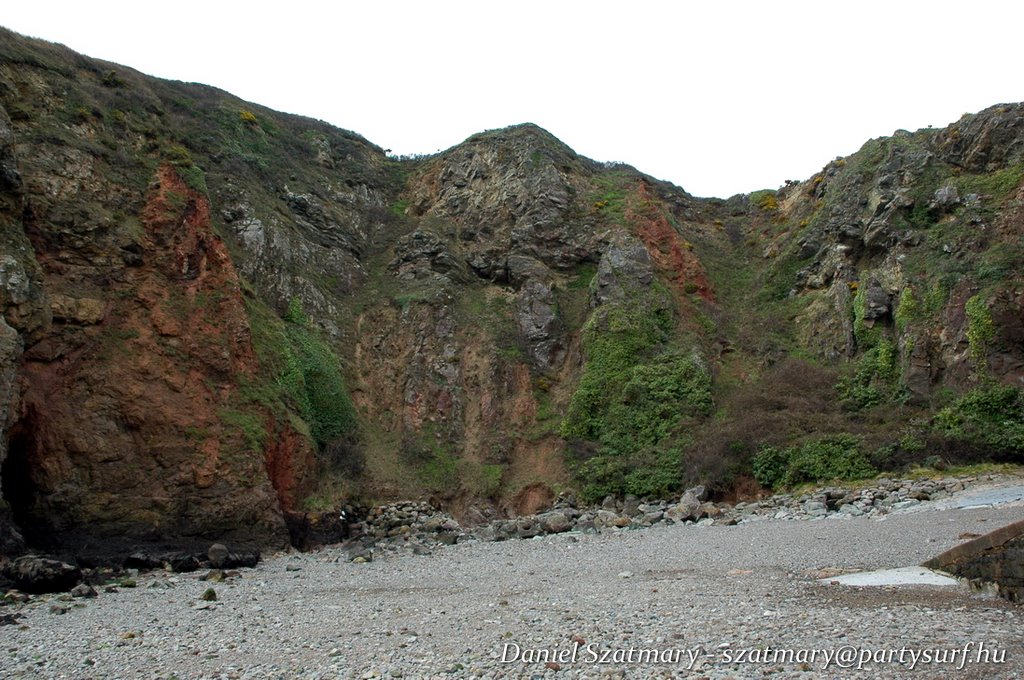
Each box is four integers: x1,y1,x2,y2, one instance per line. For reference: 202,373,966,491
836,340,901,410
964,295,994,372
751,446,788,489
563,300,712,501
752,434,876,489
932,385,1024,457
787,434,875,485
684,359,847,494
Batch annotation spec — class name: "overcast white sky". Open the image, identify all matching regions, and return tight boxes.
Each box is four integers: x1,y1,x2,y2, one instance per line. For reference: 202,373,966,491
4,1,1023,197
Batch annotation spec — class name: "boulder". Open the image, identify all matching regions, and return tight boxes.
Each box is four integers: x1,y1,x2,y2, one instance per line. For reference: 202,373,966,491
537,511,572,534
207,543,229,568
4,555,81,593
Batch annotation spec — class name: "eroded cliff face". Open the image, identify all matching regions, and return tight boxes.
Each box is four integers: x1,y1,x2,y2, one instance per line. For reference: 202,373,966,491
756,104,1024,393
7,160,303,554
0,27,1021,555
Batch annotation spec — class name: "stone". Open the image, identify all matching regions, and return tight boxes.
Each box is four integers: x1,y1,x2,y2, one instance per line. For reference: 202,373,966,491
223,550,260,569
48,295,105,324
200,587,217,601
700,502,723,519
70,583,97,598
0,316,24,555
167,553,201,573
930,184,961,213
537,511,572,534
207,543,230,568
803,500,827,516
595,510,620,528
622,495,641,517
675,491,703,521
124,552,164,570
862,280,891,320
838,503,864,516
4,555,82,594
593,235,655,304
685,485,708,502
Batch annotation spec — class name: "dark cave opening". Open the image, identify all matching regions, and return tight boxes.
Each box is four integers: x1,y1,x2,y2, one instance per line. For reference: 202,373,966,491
1,415,46,548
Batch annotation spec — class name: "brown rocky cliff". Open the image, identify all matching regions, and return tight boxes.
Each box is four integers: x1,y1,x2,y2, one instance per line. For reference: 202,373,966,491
6,164,309,555
0,26,1022,556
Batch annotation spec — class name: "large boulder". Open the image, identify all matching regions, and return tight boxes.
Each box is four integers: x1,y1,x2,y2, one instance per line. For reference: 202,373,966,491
3,555,81,593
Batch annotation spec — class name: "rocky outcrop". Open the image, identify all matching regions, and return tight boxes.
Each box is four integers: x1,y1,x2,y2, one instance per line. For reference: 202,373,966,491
0,27,1021,560
5,165,295,556
0,316,22,553
764,104,1024,392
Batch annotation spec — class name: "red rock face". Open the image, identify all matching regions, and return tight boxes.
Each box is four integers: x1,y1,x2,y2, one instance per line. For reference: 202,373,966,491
9,166,305,554
629,181,714,303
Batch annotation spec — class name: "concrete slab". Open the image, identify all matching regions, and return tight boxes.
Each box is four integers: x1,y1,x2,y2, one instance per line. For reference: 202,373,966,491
820,566,961,587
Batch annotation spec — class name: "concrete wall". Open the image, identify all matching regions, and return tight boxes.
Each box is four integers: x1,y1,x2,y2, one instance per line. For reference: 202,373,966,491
924,519,1024,603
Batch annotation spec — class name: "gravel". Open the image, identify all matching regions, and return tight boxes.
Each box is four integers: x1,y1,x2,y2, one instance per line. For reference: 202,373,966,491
2,485,1023,679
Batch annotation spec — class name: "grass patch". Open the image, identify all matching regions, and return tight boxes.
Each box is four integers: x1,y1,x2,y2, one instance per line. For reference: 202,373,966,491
954,163,1024,204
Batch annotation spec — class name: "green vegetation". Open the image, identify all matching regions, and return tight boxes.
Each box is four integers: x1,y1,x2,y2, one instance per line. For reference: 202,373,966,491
964,295,995,372
218,409,267,453
568,263,597,290
836,339,901,410
561,301,713,502
954,163,1024,204
893,287,919,332
245,297,358,452
749,189,779,212
281,298,358,448
390,198,410,217
589,171,633,225
164,144,208,193
757,252,812,302
851,285,882,349
752,434,876,489
932,385,1024,457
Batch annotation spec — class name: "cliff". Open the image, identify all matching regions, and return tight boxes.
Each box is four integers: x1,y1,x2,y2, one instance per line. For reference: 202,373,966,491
0,27,1021,558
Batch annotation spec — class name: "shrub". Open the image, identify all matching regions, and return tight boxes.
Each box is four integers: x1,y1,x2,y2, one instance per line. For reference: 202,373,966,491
836,339,901,410
684,359,846,493
751,446,789,489
752,434,876,489
786,434,875,485
164,144,193,167
932,385,1024,457
749,189,779,212
240,109,259,125
283,314,358,448
894,287,919,332
247,297,357,453
563,298,712,500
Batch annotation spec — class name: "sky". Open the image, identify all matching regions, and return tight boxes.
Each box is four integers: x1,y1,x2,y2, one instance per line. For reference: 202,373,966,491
4,1,1023,198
